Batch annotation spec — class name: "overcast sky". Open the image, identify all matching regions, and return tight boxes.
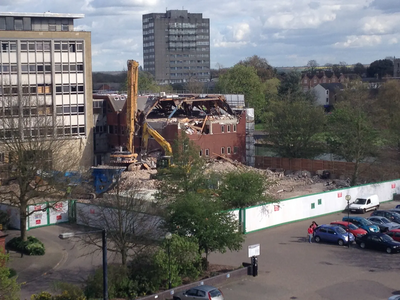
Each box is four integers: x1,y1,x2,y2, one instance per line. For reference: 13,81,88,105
2,0,400,71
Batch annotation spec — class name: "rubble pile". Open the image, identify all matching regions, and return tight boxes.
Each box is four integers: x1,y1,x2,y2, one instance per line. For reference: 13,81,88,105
119,169,157,190
116,156,336,200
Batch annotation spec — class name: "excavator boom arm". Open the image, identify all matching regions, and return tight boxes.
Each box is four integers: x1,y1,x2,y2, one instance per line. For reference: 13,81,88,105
142,122,172,156
126,60,139,154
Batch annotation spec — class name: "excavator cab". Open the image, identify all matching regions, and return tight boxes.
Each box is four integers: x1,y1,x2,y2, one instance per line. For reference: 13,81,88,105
157,155,173,169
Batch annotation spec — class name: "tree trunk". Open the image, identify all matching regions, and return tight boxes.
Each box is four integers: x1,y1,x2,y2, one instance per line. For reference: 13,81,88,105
121,248,127,266
351,161,360,187
20,202,27,242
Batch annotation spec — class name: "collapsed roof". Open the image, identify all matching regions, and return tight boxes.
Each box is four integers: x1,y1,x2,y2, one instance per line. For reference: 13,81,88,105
141,94,236,119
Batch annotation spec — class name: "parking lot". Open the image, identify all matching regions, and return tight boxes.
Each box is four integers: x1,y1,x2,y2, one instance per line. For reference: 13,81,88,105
209,201,400,300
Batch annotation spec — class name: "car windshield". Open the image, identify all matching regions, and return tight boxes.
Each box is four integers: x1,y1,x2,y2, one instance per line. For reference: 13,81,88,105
353,198,366,204
381,235,393,242
360,219,372,225
380,218,391,224
336,227,346,234
392,212,400,219
348,223,358,230
209,289,222,297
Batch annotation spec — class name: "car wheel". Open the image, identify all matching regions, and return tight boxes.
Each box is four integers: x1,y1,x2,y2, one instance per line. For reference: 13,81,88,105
386,247,392,254
314,236,321,243
338,239,344,246
360,242,366,249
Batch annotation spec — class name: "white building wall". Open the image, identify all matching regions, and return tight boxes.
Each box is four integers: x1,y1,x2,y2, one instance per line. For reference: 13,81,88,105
312,84,328,106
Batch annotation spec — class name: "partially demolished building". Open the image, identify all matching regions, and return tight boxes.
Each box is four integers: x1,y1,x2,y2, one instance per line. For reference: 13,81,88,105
140,94,247,163
92,93,251,165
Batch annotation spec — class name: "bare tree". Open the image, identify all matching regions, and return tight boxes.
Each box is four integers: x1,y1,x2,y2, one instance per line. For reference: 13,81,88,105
307,60,319,74
0,88,82,241
75,178,164,266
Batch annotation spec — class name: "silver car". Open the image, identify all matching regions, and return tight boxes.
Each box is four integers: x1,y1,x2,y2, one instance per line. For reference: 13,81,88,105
368,216,400,231
173,285,224,300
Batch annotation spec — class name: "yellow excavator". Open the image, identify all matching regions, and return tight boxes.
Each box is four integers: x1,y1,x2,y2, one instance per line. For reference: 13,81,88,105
109,60,139,166
141,122,173,168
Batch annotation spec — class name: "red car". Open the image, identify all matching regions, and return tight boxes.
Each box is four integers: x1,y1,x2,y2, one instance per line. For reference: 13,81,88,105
386,229,400,242
330,221,368,238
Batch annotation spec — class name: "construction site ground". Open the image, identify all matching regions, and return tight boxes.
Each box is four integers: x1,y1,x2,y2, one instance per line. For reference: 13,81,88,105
119,158,342,202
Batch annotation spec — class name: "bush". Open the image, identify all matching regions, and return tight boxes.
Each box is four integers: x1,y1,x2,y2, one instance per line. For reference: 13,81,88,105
8,268,17,278
6,236,45,255
0,210,10,230
52,282,85,299
31,289,86,300
31,292,53,300
85,264,136,299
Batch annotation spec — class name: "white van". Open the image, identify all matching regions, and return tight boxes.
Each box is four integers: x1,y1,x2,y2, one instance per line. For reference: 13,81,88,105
348,194,380,213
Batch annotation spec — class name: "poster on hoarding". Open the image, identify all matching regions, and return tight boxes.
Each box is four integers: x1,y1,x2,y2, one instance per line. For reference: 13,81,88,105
49,201,69,224
28,203,48,228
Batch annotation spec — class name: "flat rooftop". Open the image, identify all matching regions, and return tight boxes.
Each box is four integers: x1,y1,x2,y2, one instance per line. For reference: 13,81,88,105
0,12,84,19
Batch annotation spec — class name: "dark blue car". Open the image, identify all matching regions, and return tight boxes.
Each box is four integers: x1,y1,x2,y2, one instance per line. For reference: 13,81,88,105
314,224,355,246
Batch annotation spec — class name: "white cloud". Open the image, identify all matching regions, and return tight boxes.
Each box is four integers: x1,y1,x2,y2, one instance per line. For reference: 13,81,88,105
334,35,382,48
2,0,400,70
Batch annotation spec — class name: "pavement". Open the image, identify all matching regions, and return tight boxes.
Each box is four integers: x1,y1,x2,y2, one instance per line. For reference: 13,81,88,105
4,201,400,299
5,224,109,300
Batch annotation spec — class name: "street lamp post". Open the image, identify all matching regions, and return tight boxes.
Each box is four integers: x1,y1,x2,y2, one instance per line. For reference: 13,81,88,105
59,229,108,300
165,232,172,290
345,195,351,249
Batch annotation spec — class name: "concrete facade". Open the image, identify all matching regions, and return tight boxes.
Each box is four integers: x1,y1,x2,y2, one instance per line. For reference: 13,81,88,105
0,13,93,168
142,10,210,84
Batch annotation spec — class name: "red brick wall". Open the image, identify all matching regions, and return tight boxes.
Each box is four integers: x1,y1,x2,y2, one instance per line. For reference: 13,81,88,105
148,112,247,163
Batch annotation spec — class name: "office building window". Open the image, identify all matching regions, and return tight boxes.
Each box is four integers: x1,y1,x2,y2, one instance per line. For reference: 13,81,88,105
14,18,23,30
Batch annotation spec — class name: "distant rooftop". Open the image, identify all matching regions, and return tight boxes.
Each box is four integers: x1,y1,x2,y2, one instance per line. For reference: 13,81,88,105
0,12,84,19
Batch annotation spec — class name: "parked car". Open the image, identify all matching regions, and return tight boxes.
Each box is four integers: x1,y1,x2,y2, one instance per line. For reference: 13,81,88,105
313,224,355,246
342,216,380,233
330,221,367,237
390,208,400,214
348,194,380,213
370,210,400,224
367,216,400,232
386,229,400,242
396,204,400,209
356,232,400,254
173,285,224,300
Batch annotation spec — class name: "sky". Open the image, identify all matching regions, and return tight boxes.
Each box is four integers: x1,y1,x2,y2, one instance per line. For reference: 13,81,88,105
2,0,400,71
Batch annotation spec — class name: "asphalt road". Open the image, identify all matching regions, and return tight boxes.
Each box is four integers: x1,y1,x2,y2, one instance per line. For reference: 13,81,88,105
210,201,400,300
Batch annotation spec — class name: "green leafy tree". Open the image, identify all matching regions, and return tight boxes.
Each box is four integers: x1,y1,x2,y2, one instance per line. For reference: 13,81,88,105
326,84,381,185
156,132,207,200
263,94,326,158
165,193,244,268
376,80,400,147
218,170,275,209
278,71,302,96
216,64,266,122
238,55,276,81
366,59,394,79
353,63,366,76
154,234,201,288
0,251,20,300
